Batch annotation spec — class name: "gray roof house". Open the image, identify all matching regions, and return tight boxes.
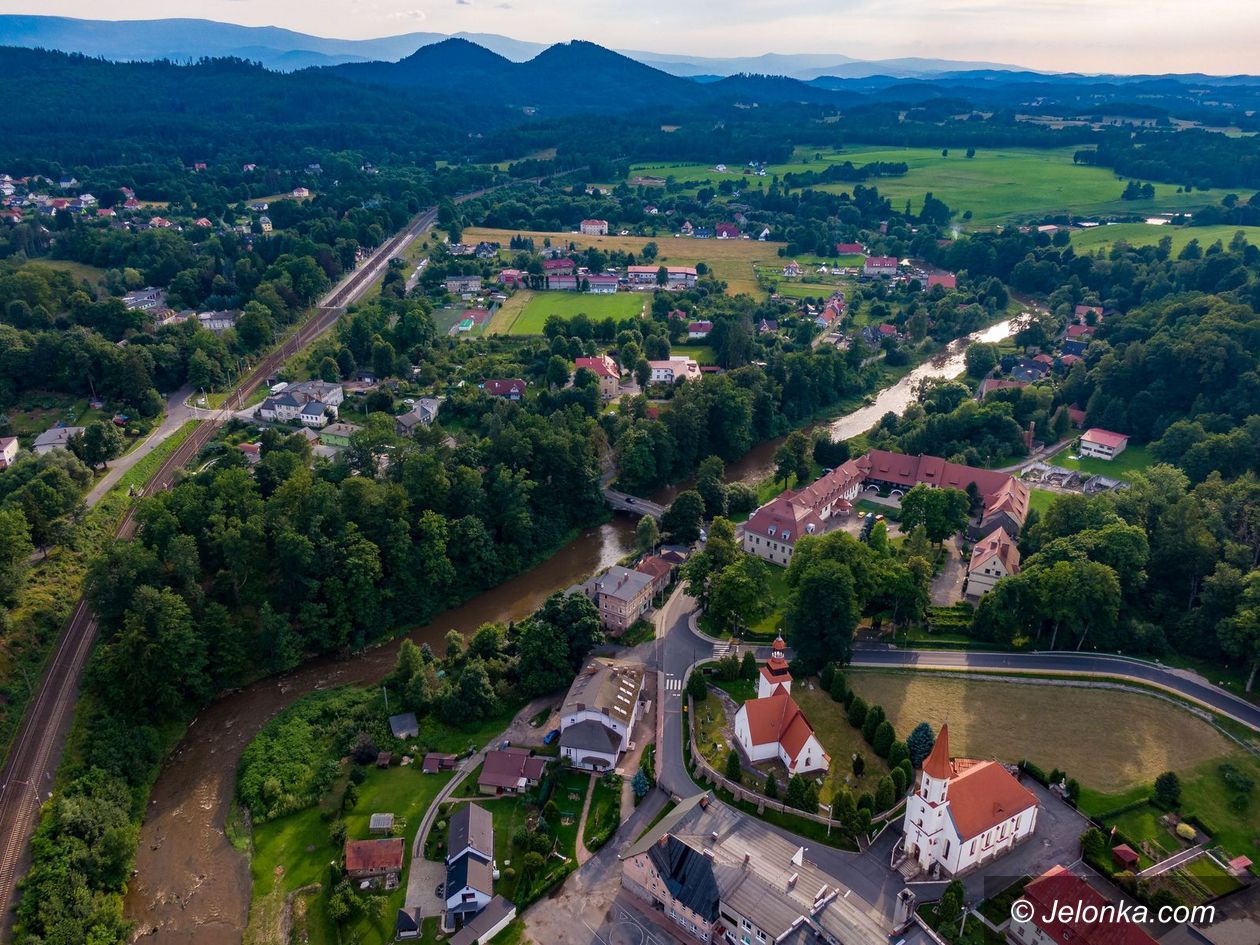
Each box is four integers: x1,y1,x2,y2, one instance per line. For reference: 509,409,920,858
395,398,442,435
447,803,494,864
388,712,419,739
33,426,83,454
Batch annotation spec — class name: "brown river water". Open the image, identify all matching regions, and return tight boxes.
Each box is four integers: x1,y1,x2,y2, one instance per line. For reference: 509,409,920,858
122,318,1014,942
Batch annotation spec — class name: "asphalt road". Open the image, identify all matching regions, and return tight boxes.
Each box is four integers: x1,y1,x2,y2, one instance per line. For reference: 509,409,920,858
0,200,447,936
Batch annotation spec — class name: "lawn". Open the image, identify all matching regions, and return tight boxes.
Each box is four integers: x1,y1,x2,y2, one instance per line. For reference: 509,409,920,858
671,343,717,365
793,683,893,804
506,290,644,335
1026,488,1058,516
582,773,623,851
463,226,789,298
846,671,1235,792
630,146,1236,228
4,390,108,442
27,258,108,288
486,291,530,334
1068,223,1260,254
1054,444,1157,479
1106,804,1177,864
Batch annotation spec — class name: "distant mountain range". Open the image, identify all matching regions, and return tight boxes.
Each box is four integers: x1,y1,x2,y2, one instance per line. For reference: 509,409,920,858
0,14,1033,78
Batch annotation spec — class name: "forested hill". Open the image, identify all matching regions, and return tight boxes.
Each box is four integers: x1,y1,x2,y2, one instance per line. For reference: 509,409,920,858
0,47,478,167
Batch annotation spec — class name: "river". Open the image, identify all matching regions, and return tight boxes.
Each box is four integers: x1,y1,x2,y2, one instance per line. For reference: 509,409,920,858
122,318,1015,944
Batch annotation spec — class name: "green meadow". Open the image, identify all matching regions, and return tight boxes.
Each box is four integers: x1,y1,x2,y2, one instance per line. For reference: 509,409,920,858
506,290,644,335
1068,223,1260,253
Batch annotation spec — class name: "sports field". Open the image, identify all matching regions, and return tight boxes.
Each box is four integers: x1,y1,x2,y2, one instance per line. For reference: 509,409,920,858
1068,223,1260,253
500,290,644,335
630,146,1236,228
463,226,787,297
847,670,1233,793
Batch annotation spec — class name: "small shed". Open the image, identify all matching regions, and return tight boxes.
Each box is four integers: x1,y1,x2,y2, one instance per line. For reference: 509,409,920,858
422,752,458,774
389,712,419,739
1228,854,1253,875
1112,844,1140,871
395,908,420,940
370,813,395,835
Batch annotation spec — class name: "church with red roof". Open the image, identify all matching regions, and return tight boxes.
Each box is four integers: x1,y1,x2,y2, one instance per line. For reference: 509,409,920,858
902,724,1039,877
732,638,830,775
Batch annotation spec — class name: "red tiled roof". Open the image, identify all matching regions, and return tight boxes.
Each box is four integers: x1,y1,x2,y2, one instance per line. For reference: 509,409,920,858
1020,866,1158,945
835,242,864,254
969,528,1021,576
575,355,619,379
1066,324,1094,338
1082,428,1128,449
744,496,824,547
865,256,898,267
927,273,957,289
635,556,672,582
543,258,573,271
978,378,1028,398
345,838,404,873
687,321,712,332
946,760,1038,839
741,689,826,766
479,747,547,789
1067,406,1087,427
923,723,952,779
485,378,526,397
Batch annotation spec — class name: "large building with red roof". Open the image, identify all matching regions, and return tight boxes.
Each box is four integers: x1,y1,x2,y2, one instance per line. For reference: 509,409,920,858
902,724,1039,877
733,639,829,775
1010,865,1158,945
967,528,1021,597
1080,428,1129,461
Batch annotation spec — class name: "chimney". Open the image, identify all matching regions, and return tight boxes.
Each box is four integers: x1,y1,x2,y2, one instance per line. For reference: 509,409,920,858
743,853,750,868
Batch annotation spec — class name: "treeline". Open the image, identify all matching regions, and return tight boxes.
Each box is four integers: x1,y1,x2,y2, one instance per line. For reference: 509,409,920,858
1074,128,1260,191
781,160,909,188
14,387,608,943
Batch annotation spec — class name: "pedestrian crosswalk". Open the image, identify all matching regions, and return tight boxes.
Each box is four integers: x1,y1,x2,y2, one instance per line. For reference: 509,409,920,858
664,675,684,693
712,642,732,657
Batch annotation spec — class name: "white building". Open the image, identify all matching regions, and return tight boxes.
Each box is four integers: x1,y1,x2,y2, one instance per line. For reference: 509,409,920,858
863,256,899,279
901,724,1039,877
966,528,1021,598
733,640,829,776
0,436,18,468
1079,428,1129,460
558,658,644,770
32,426,83,455
648,356,700,384
579,219,609,236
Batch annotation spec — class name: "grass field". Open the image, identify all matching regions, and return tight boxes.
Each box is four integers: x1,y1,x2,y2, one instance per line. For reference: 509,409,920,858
1055,444,1157,479
671,343,717,365
506,290,644,335
630,147,1236,228
463,226,787,297
846,671,1233,792
1068,223,1260,253
30,258,108,288
1026,487,1058,516
793,684,893,804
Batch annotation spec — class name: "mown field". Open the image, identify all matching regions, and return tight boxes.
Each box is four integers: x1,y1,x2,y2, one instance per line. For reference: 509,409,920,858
463,226,787,297
1068,223,1260,253
504,290,644,335
629,146,1236,228
1055,443,1157,479
846,670,1234,792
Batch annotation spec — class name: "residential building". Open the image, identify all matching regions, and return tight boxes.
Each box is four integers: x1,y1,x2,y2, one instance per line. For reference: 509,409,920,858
122,287,165,312
447,803,494,865
259,392,308,423
966,528,1021,597
1065,323,1095,340
558,658,644,770
288,380,344,409
579,219,609,235
548,273,579,291
319,422,361,449
299,400,329,428
478,748,548,795
422,752,458,774
977,378,1029,400
344,838,404,888
741,495,825,566
447,896,517,945
483,378,526,400
648,356,700,384
292,187,311,197
1074,304,1104,321
32,426,83,455
587,274,618,293
756,318,778,335
498,268,526,288
575,355,620,400
633,554,674,597
901,724,1039,877
666,266,698,287
863,256,899,278
0,436,18,467
388,712,419,738
715,222,740,239
687,321,712,340
1061,339,1089,358
783,261,801,277
733,641,829,776
627,265,662,285
395,398,442,434
620,794,894,945
587,565,654,632
196,310,238,333
1079,428,1129,460
543,257,575,275
1011,357,1050,382
1009,865,1158,945
445,850,494,920
445,275,483,294
927,272,957,290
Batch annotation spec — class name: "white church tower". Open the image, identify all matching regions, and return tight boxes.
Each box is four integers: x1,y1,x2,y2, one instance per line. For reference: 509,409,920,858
902,723,954,872
757,636,793,698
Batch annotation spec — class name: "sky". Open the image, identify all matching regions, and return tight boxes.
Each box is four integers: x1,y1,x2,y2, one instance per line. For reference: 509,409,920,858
4,0,1260,74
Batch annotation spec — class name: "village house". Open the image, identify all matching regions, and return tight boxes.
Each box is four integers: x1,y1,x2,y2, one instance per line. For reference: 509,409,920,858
548,273,579,291
483,378,526,401
543,257,575,276
292,187,310,198
558,658,644,770
1009,865,1158,945
715,222,740,239
446,896,517,945
445,275,483,294
289,380,344,409
445,805,495,923
620,794,895,945
782,260,802,277
1011,356,1050,382
966,528,1021,597
633,554,675,597
926,272,957,290
298,400,329,428
687,320,712,340
1079,428,1129,460
498,268,526,288
977,378,1029,400
863,255,899,278
319,422,361,449
0,436,18,468
836,241,865,255
259,215,272,233
32,426,83,455
585,565,654,632
477,748,548,795
1074,303,1104,321
587,274,618,294
344,837,404,889
579,218,609,236
733,638,829,775
901,724,1039,877
196,310,238,333
627,265,662,285
648,356,701,384
666,266,698,288
395,398,442,434
122,287,166,312
575,355,620,400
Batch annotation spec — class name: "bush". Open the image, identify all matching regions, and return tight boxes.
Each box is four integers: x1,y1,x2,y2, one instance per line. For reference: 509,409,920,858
725,749,742,784
828,670,847,704
872,721,895,758
875,777,895,812
687,672,708,701
891,765,908,796
861,705,886,744
852,753,865,777
906,722,934,767
765,773,778,800
819,663,836,692
887,740,909,768
847,696,869,729
857,791,875,812
1154,771,1181,808
1175,822,1197,841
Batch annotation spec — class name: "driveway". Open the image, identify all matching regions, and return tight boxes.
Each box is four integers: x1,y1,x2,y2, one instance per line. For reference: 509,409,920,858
83,384,196,507
930,534,967,605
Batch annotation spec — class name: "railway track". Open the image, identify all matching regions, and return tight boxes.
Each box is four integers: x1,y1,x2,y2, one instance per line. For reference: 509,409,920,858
0,201,446,935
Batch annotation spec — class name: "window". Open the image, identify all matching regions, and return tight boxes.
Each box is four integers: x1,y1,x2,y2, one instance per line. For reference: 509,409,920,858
757,932,767,942
742,920,752,931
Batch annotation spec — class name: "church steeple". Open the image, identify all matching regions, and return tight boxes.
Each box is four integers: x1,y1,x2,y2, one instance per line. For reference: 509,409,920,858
919,724,952,805
757,636,793,698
